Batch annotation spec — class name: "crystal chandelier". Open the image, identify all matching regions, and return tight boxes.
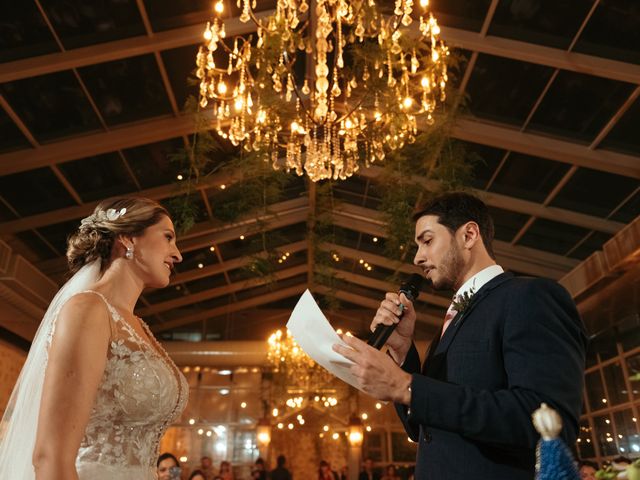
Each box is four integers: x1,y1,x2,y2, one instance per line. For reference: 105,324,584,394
196,0,448,181
267,329,335,394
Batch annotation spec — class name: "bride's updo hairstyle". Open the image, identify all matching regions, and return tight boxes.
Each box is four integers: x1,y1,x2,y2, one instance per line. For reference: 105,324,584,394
67,197,170,274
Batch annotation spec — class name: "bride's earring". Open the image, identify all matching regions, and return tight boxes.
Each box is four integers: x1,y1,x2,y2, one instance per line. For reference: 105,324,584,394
125,246,134,260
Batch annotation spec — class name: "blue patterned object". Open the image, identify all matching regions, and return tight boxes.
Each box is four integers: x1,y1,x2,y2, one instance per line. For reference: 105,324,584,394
535,437,580,480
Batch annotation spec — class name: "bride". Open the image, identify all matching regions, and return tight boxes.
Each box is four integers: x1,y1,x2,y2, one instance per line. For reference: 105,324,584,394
0,197,188,479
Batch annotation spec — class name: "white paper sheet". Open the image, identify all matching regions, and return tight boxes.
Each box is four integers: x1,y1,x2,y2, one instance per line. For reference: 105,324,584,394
286,289,362,391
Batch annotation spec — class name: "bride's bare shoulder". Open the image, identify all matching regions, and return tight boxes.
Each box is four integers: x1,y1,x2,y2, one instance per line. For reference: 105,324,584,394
55,292,111,337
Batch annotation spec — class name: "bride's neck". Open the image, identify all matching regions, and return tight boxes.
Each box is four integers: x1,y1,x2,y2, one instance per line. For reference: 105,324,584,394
91,260,144,313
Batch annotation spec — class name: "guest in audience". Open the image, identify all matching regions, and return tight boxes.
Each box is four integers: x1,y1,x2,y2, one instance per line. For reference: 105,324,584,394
198,456,215,480
219,460,234,480
253,457,267,480
339,465,348,480
578,460,598,480
190,470,207,480
319,460,339,480
358,457,380,480
381,464,400,480
157,453,181,480
271,454,292,480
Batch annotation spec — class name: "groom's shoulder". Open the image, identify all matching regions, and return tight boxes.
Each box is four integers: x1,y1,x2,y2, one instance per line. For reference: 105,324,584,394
499,273,572,302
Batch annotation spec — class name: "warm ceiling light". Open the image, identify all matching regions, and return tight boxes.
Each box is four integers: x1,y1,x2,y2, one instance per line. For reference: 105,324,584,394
196,0,448,181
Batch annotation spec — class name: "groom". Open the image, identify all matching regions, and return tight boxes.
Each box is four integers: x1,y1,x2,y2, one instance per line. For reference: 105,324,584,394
333,192,587,479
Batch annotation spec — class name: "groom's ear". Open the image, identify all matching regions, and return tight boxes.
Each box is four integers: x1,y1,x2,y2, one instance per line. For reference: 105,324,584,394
460,221,481,249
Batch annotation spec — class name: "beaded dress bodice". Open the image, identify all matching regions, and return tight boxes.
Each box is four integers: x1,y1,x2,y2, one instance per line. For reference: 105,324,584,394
75,291,188,479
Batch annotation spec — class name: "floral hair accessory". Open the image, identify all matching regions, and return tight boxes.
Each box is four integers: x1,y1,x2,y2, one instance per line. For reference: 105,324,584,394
80,208,127,228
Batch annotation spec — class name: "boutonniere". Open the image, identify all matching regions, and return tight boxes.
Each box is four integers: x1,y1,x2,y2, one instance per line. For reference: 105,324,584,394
451,287,476,315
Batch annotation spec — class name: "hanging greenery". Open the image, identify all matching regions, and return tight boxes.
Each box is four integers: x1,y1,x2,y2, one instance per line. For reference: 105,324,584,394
169,48,482,306
311,180,344,311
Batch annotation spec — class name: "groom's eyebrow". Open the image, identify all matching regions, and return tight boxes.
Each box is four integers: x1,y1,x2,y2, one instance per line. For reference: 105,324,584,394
415,228,434,242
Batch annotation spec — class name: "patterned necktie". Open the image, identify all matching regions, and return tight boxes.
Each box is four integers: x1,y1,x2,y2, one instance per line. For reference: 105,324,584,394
440,303,458,338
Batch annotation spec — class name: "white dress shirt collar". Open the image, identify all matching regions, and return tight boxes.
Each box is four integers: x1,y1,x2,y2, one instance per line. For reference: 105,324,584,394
453,264,504,302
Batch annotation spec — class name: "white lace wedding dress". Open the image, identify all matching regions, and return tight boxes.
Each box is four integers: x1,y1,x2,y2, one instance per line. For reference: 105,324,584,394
74,291,188,480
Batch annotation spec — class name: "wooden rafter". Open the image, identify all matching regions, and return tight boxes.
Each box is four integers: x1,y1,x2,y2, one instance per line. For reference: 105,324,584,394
137,264,306,317
151,283,306,332
331,204,579,279
2,12,638,85
3,113,636,179
313,285,441,329
358,167,625,234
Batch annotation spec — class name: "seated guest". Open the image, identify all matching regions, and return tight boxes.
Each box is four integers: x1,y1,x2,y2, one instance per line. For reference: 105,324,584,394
198,456,215,480
157,453,181,480
190,470,207,480
381,464,400,480
578,460,598,480
219,460,234,480
358,458,380,480
319,460,339,480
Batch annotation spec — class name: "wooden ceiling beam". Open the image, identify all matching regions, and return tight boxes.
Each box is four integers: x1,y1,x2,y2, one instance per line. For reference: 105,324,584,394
170,240,307,285
331,204,578,279
0,11,275,84
438,24,640,85
2,11,638,86
3,112,636,180
0,114,198,176
359,166,625,234
320,243,451,308
137,264,306,316
328,267,449,315
0,169,243,233
151,283,306,332
449,119,640,180
35,199,309,276
313,285,441,328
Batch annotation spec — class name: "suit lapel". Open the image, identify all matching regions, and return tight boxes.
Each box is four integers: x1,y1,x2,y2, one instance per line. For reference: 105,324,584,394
421,332,441,374
433,272,513,355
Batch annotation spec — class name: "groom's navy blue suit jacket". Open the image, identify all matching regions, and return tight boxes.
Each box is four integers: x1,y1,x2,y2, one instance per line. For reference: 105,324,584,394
395,272,587,479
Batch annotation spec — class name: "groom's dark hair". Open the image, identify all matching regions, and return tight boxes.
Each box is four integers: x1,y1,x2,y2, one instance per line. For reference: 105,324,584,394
413,191,496,259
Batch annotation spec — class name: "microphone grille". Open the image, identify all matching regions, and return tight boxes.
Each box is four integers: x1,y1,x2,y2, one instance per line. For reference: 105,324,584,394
400,273,423,302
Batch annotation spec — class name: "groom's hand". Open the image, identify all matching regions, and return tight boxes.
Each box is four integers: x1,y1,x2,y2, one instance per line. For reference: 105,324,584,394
371,292,416,364
333,333,411,404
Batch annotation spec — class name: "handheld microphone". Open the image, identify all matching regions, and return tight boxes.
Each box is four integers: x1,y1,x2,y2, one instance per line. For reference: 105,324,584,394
367,273,423,350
